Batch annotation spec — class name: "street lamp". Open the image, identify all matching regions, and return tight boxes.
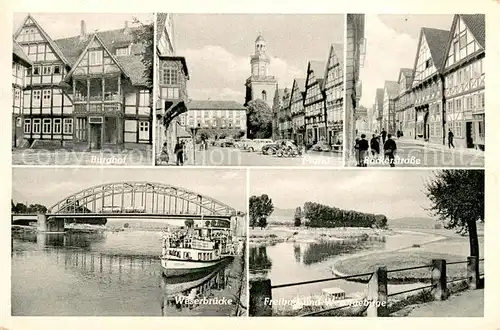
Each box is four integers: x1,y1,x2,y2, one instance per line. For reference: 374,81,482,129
189,123,201,165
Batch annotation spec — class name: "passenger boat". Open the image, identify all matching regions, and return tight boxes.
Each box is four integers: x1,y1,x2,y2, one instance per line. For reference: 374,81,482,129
161,225,235,277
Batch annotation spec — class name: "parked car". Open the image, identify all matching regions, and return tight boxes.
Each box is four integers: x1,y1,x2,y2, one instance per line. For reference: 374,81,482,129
261,139,295,155
234,139,250,149
261,142,279,155
214,139,235,147
311,140,331,152
245,139,273,152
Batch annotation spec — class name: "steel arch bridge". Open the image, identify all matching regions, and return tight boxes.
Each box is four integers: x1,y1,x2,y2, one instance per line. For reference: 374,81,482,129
47,181,237,217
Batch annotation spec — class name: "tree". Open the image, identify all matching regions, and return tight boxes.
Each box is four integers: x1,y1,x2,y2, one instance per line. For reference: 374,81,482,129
425,170,484,258
246,99,273,139
249,194,274,229
131,18,154,90
205,220,211,227
27,204,47,214
12,201,28,214
184,219,195,228
374,214,388,229
235,130,246,139
294,207,302,227
123,223,130,228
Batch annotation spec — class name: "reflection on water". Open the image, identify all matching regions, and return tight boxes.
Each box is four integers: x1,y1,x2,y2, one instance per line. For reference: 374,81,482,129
160,259,233,316
249,246,272,276
12,230,237,316
301,238,385,265
249,234,427,305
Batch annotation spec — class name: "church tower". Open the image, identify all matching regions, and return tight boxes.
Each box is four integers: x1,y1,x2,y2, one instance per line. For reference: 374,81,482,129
244,34,277,108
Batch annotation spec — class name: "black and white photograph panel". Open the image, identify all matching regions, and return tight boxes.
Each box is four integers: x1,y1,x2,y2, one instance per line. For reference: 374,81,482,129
12,13,154,166
248,169,484,317
345,14,485,168
155,13,344,166
11,168,247,316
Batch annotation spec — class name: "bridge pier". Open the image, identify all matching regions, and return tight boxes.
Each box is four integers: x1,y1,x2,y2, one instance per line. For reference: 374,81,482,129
37,214,65,233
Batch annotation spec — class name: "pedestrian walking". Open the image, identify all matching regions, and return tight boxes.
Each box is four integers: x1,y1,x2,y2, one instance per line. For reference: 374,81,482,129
381,128,387,144
354,138,361,166
358,134,369,167
370,134,380,157
383,133,397,167
448,129,455,148
174,140,184,166
159,142,169,165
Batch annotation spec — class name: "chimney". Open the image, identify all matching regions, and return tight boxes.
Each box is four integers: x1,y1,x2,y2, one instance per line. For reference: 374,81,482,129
124,20,130,34
80,20,86,40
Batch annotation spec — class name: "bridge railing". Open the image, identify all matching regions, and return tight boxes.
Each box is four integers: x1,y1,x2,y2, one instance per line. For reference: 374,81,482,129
249,256,484,317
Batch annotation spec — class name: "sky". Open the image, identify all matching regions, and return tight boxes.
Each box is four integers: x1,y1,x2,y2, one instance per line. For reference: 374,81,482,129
12,168,246,212
250,169,438,219
173,14,344,103
13,13,153,39
359,14,454,109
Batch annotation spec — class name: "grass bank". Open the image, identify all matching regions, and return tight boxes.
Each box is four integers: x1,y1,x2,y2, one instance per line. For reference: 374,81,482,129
333,251,484,284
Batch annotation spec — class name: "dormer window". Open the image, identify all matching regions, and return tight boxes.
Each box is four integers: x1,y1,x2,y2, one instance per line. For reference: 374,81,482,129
425,59,432,69
116,46,130,56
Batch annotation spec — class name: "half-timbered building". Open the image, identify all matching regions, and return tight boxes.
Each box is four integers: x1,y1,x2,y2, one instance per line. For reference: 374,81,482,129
304,61,326,145
13,14,153,151
272,88,285,140
442,14,485,150
12,40,32,148
410,27,449,144
290,78,306,145
278,88,292,139
394,68,414,137
382,81,398,134
323,43,344,146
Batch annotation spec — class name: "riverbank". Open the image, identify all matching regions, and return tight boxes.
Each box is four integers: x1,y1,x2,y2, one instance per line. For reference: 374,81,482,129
330,228,484,283
249,226,390,247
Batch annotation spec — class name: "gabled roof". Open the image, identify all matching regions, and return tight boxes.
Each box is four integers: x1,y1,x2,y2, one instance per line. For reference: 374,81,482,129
55,26,143,66
156,13,169,44
12,40,32,67
294,78,306,93
307,60,326,90
399,68,414,78
15,14,152,86
14,14,70,66
384,81,399,99
461,14,485,49
398,68,414,87
187,100,247,110
323,43,344,83
309,60,326,78
331,43,344,66
63,33,130,83
375,88,384,105
421,27,450,73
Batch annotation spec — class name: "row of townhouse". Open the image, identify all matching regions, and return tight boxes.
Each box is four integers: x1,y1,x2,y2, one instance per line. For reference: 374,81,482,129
12,14,153,151
272,43,344,147
374,14,485,150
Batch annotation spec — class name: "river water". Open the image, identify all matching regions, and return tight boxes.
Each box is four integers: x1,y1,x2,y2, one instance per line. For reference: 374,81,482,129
11,230,240,316
249,230,439,310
